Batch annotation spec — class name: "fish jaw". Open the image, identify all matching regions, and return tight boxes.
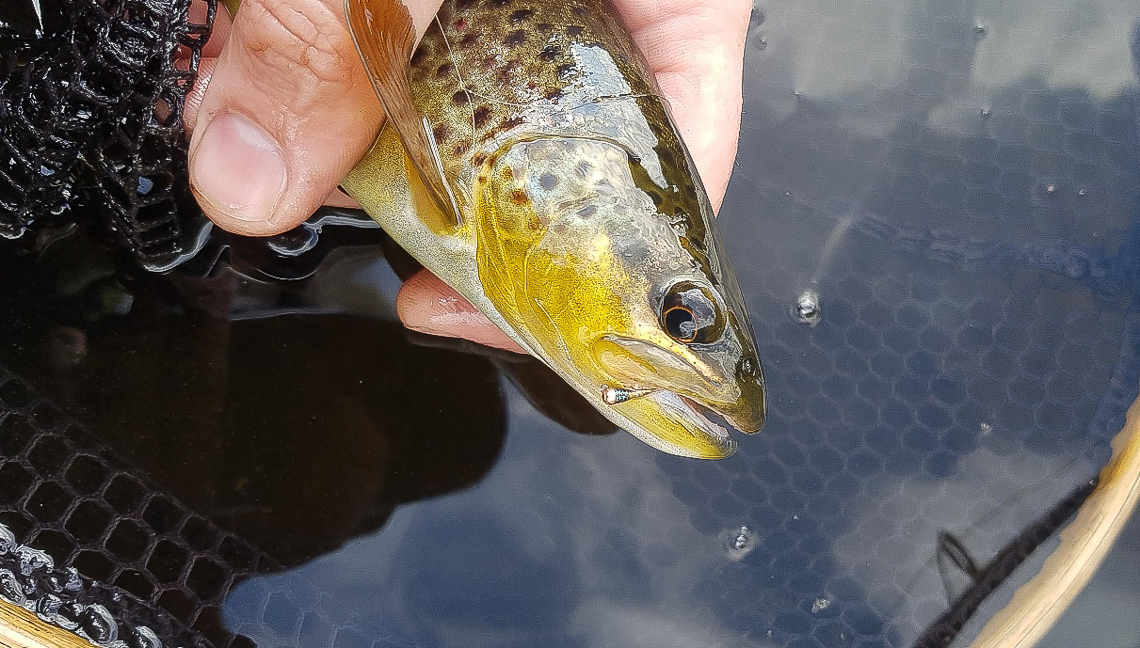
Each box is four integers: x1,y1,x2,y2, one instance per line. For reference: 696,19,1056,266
589,332,766,457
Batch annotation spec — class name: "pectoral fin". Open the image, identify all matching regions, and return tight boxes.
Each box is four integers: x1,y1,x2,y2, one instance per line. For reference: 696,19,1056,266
345,0,460,227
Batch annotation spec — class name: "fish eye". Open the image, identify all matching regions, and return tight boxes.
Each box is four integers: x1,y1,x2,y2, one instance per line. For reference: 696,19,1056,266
661,282,724,344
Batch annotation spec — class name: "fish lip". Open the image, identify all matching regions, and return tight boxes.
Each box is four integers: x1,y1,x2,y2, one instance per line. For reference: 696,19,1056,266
650,390,735,447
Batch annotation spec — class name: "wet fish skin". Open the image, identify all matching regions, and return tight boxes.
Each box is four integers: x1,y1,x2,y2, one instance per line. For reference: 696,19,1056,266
344,0,765,458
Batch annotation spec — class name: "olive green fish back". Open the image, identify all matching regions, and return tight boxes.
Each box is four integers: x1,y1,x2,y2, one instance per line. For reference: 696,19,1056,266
408,0,659,185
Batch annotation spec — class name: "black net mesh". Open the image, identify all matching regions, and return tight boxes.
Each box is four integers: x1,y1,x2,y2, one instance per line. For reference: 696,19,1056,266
0,0,215,269
0,364,274,648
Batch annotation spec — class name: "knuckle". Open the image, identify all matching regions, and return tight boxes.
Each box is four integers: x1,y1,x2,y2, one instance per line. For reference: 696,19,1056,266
241,0,359,89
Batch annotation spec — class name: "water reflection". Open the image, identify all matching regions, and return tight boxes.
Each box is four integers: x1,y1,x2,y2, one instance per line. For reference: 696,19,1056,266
2,0,1140,647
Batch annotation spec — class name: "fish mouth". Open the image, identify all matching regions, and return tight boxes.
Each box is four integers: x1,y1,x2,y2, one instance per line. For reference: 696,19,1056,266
653,390,735,450
605,387,746,459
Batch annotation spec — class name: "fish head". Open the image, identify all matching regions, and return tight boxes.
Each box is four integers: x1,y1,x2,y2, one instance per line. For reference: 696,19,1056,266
472,136,765,458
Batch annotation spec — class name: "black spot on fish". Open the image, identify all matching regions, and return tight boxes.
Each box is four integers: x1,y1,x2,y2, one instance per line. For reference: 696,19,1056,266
451,90,470,106
536,22,554,32
509,9,533,23
503,30,526,47
566,25,584,37
539,173,558,190
556,63,576,79
538,44,560,62
577,205,597,218
460,31,479,47
436,62,454,78
473,105,492,129
411,48,426,66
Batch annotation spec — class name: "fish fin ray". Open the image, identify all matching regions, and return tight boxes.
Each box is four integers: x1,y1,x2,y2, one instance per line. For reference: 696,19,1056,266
345,0,460,227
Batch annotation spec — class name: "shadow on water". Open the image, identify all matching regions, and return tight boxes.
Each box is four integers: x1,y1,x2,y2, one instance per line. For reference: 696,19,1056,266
2,2,1140,648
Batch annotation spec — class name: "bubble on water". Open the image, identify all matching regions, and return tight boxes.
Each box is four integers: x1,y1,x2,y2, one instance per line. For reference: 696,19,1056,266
979,106,991,118
1045,184,1057,195
792,290,821,327
811,597,831,613
1077,188,1088,197
720,525,758,561
974,23,987,36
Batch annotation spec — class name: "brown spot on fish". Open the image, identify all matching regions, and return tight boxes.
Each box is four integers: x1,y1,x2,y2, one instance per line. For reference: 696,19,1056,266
473,105,492,129
460,31,479,47
499,116,524,131
510,9,533,23
453,17,468,30
496,60,521,83
451,90,470,106
566,25,584,37
411,48,426,66
473,152,488,166
544,87,563,100
539,173,559,190
501,167,513,180
571,6,587,17
432,123,450,142
454,141,471,156
503,30,526,47
509,189,530,206
536,22,554,32
436,62,453,78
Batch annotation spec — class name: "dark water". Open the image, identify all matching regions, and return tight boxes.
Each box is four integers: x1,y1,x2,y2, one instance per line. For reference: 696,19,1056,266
3,0,1140,647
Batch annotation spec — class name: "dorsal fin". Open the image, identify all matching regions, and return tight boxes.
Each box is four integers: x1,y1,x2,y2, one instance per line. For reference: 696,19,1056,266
345,0,460,226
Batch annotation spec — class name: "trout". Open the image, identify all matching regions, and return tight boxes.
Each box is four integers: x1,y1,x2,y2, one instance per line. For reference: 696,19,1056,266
340,0,765,458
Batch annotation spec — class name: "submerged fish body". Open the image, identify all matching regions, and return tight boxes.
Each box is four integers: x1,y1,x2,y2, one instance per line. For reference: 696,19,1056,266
343,0,765,458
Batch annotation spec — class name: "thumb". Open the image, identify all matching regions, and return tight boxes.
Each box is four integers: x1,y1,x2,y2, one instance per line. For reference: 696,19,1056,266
187,0,438,235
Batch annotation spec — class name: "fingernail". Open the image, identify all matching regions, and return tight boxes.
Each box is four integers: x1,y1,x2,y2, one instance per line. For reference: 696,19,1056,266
190,111,287,224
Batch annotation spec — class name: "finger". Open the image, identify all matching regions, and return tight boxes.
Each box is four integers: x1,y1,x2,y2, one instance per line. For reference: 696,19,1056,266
616,0,752,212
187,0,441,236
397,270,526,354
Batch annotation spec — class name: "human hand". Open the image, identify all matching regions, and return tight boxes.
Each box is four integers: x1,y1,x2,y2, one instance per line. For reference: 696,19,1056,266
184,0,752,349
